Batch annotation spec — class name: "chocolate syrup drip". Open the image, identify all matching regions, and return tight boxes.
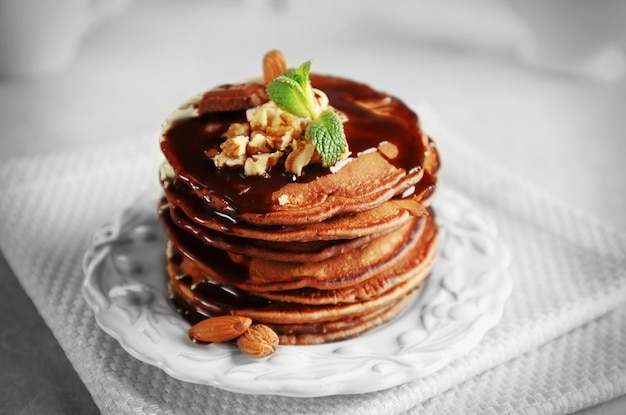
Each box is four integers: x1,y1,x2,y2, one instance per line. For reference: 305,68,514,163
161,74,427,216
170,283,271,326
188,280,271,315
161,75,437,330
166,243,272,325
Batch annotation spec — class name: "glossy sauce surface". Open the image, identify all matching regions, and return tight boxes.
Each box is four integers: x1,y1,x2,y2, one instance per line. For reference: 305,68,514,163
161,75,428,216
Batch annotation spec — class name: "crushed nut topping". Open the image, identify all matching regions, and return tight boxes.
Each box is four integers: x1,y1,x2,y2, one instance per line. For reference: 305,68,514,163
211,92,349,176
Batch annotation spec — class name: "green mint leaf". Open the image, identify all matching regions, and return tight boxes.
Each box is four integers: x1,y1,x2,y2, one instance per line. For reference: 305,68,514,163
283,61,315,106
266,61,317,119
282,60,309,86
266,76,313,118
305,109,347,167
266,59,349,168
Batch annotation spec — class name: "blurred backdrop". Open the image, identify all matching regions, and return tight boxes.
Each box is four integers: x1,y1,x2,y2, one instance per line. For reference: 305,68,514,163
1,1,625,414
1,0,625,229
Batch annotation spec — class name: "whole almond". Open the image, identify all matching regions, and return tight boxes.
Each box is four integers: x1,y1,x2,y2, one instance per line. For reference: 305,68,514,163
237,324,279,358
263,50,288,84
189,315,252,343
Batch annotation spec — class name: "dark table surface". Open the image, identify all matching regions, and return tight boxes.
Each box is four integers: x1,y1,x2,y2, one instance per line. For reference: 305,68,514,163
0,251,99,415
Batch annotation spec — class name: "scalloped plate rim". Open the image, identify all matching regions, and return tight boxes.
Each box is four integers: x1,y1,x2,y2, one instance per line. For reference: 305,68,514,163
82,187,512,397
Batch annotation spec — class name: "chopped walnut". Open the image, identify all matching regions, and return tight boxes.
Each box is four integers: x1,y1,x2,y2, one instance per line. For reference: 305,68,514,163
247,105,268,130
213,152,246,168
210,91,346,176
285,140,316,176
247,132,271,155
220,135,249,158
266,126,294,151
244,152,283,176
223,122,250,139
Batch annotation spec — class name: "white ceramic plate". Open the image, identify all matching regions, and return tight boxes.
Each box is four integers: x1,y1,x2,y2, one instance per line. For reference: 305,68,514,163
82,188,511,397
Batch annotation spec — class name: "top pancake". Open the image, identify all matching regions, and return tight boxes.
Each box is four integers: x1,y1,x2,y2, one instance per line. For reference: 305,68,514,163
160,74,439,227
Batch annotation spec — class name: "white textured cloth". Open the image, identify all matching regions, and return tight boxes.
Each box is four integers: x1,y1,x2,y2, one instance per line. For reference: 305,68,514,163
0,113,624,414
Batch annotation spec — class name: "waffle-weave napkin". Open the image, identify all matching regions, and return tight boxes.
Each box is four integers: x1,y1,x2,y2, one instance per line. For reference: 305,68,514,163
0,112,624,414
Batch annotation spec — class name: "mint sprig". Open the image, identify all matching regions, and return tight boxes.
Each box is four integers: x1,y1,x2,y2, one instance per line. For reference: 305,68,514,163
266,60,348,167
266,61,317,119
306,110,347,167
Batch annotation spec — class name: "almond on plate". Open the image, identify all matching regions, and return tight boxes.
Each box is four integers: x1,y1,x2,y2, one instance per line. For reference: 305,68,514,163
189,315,252,343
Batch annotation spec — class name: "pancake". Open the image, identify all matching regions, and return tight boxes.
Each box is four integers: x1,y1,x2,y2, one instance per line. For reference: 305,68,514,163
158,54,441,350
162,209,428,292
164,212,437,345
165,229,434,345
160,74,439,227
167,212,437,305
160,197,396,263
268,296,413,345
160,169,428,242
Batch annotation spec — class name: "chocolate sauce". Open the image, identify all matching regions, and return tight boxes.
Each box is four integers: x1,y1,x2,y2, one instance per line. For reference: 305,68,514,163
161,75,438,330
165,231,272,325
166,209,438,328
193,280,271,311
161,75,428,217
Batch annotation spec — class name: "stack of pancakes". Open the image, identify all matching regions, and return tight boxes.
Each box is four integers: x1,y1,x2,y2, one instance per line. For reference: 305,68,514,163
158,74,440,345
